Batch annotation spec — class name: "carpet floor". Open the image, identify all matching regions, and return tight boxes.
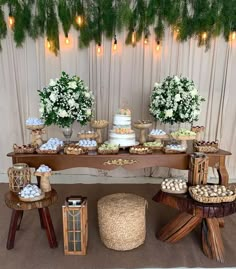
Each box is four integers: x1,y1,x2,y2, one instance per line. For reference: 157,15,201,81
0,183,236,269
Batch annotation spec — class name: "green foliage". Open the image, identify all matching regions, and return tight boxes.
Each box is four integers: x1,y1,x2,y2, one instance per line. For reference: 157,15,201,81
0,0,236,55
0,7,7,50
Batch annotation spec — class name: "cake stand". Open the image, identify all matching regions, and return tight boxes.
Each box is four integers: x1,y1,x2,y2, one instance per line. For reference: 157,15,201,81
91,120,109,144
34,171,52,192
26,124,45,147
133,122,152,144
148,134,169,144
171,135,196,149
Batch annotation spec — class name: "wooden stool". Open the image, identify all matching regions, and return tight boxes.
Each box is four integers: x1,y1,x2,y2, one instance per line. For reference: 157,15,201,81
153,190,236,263
5,189,58,250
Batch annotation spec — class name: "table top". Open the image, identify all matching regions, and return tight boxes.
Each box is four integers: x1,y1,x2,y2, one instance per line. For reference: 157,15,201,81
7,148,231,171
5,189,58,210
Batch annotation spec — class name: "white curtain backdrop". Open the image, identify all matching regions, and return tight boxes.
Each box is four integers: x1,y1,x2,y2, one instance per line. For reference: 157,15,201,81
1,26,236,180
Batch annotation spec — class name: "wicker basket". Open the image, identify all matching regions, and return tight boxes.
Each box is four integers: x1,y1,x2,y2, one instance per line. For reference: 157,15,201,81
163,147,186,154
97,193,147,251
189,186,236,203
78,133,98,140
129,146,152,154
13,144,36,154
36,148,60,154
98,148,119,155
64,145,88,155
91,120,109,129
26,124,44,130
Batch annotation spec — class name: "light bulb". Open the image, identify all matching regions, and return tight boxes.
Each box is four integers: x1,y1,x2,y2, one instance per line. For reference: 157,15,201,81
76,15,83,27
232,31,236,40
113,43,117,51
202,32,207,40
65,36,70,45
131,31,136,45
47,41,51,49
97,43,101,54
8,16,15,28
113,35,117,51
156,41,160,51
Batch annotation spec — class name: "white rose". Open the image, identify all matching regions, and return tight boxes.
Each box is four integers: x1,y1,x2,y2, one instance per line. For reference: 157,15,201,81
193,109,200,118
174,76,180,83
85,92,90,98
58,109,68,118
165,109,173,118
190,88,198,96
154,82,159,88
86,109,92,116
68,99,76,107
49,93,57,102
68,81,77,89
39,107,44,115
49,79,56,87
175,94,181,102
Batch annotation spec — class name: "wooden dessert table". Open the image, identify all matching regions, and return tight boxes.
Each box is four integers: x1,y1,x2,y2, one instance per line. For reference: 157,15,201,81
7,148,230,185
7,148,232,262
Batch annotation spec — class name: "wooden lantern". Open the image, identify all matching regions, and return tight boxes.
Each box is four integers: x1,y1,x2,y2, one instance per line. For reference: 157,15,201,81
62,196,88,255
188,152,209,185
8,163,31,192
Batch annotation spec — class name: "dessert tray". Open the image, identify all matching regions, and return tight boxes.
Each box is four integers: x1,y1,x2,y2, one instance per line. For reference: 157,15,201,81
129,145,152,154
105,141,139,148
143,141,163,150
26,124,45,130
189,185,236,203
18,184,45,202
13,144,36,154
64,144,88,155
36,148,60,154
161,178,188,194
194,140,219,153
163,146,186,154
91,120,109,129
133,120,152,129
77,132,98,140
98,143,119,155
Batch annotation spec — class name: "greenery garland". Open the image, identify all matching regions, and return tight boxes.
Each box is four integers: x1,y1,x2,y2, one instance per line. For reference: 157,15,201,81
0,0,236,54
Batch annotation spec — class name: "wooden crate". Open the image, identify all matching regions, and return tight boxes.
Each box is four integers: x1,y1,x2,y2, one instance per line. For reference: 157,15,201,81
62,197,88,255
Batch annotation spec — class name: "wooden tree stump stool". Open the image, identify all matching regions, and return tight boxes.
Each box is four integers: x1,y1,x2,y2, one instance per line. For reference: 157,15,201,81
5,189,58,250
153,190,236,263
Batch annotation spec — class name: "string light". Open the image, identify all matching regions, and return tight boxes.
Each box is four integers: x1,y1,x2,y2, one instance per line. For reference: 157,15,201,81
231,31,236,40
47,40,51,49
8,15,15,28
144,34,148,45
76,15,83,27
113,35,117,51
97,42,101,54
202,32,207,41
65,34,70,45
156,40,160,51
131,30,136,46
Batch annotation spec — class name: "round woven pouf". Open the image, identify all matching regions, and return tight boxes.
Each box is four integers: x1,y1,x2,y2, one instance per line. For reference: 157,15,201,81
97,193,147,251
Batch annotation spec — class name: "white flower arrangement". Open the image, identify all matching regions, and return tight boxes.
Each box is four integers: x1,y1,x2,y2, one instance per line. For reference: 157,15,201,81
149,75,205,124
38,72,95,127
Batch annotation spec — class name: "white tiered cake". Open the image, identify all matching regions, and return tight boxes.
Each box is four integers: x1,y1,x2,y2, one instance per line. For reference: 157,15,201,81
109,109,136,147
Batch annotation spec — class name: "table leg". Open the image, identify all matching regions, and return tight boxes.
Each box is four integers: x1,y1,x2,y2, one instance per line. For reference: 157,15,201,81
217,218,224,228
39,207,58,248
217,156,229,186
202,218,224,263
38,209,45,229
7,210,22,249
17,211,24,230
158,212,202,243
